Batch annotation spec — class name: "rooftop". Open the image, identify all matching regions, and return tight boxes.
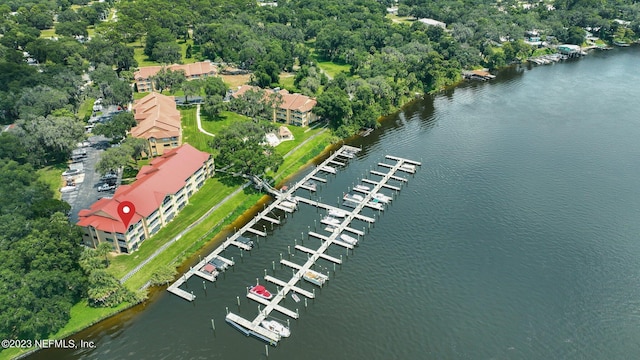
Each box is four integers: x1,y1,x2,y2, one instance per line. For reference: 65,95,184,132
134,61,218,80
130,92,181,140
77,144,211,233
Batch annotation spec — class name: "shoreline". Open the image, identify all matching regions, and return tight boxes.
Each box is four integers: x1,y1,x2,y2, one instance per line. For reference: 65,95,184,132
7,46,635,360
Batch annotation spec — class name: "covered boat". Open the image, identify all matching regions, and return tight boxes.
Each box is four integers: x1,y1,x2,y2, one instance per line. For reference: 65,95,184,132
249,284,273,300
328,209,348,218
261,320,291,338
322,216,341,226
303,269,329,287
343,193,364,203
339,233,359,246
371,192,392,204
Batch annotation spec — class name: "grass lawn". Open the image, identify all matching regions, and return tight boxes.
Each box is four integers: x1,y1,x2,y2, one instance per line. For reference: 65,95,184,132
39,28,56,38
278,73,298,92
532,48,555,57
78,97,95,121
199,111,251,135
271,130,332,183
0,301,132,360
309,52,351,78
220,74,251,88
131,39,197,67
180,106,214,153
37,163,68,200
123,190,263,290
274,125,324,156
386,14,416,24
107,175,245,280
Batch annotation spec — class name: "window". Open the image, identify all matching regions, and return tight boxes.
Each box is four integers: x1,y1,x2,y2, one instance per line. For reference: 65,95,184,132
120,247,128,254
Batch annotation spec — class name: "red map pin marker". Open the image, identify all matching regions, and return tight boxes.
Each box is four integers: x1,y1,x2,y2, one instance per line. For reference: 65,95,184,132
117,201,136,229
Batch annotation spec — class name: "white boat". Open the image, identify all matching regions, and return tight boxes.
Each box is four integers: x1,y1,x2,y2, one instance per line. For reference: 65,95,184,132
343,193,364,203
339,233,359,246
291,293,301,302
322,216,341,226
371,192,392,204
354,184,371,192
320,165,337,174
324,225,338,233
400,163,416,173
303,269,329,286
261,320,291,338
328,209,348,218
280,200,297,211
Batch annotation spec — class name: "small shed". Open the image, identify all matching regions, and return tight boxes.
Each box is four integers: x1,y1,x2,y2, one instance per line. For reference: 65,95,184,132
278,126,294,141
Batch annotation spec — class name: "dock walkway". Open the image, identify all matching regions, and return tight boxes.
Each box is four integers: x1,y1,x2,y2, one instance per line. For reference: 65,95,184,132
226,152,420,345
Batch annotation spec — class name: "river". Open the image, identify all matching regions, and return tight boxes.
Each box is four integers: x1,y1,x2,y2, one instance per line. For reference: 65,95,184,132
27,46,640,360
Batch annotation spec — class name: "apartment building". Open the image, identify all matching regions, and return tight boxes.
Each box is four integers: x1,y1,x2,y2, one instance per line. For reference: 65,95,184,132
134,61,218,92
130,92,182,157
77,144,214,254
231,85,318,126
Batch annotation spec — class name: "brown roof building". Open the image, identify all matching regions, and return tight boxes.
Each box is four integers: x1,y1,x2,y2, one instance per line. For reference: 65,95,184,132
232,85,318,126
134,61,218,92
131,92,182,157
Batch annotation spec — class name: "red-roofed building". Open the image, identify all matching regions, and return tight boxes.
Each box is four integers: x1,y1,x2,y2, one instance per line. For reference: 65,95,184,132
131,92,182,157
134,61,218,92
77,144,214,254
232,85,319,126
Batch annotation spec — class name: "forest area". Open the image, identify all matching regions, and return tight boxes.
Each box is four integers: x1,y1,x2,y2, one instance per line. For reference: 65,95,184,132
0,0,638,346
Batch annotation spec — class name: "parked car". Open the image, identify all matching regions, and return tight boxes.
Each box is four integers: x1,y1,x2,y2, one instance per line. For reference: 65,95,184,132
98,183,116,192
62,168,82,177
101,173,117,180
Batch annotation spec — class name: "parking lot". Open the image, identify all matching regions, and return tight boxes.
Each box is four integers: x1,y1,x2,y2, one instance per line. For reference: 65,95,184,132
62,135,122,223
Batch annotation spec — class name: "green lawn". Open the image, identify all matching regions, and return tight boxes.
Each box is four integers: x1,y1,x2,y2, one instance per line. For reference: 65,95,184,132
199,111,251,135
107,175,244,280
271,130,332,183
39,28,56,38
385,14,416,24
37,163,68,200
78,97,95,121
180,106,214,153
278,75,298,92
274,125,324,156
131,39,197,67
310,51,351,78
123,190,263,290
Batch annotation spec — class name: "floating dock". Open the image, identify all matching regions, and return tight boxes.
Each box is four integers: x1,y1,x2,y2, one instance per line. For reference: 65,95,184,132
168,146,363,301
226,152,420,345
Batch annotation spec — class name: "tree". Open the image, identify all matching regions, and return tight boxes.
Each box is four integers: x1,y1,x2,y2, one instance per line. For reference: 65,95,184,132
152,41,181,64
96,242,113,268
95,145,133,175
203,76,228,97
122,137,149,162
210,122,282,176
17,114,85,165
150,265,177,286
92,112,136,142
55,21,89,38
144,26,176,58
151,68,185,93
181,80,202,104
315,87,352,129
202,94,226,118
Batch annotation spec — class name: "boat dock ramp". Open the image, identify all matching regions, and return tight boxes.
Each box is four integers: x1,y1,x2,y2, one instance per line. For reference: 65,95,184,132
167,145,362,301
226,152,420,345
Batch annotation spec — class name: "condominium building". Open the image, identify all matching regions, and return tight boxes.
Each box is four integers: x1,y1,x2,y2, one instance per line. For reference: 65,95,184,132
134,61,218,92
77,144,214,254
130,92,182,157
231,85,318,126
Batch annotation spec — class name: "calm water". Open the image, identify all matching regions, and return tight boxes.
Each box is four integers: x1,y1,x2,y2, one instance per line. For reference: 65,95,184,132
29,47,640,360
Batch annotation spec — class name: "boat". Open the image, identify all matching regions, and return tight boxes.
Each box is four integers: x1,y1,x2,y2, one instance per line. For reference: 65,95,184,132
328,209,348,218
303,269,329,286
371,192,392,204
339,233,359,246
324,225,338,233
354,184,371,192
208,257,229,272
291,293,301,302
280,200,297,211
322,216,341,226
249,284,273,300
399,163,416,173
343,193,364,203
261,320,291,338
302,180,317,191
320,165,337,174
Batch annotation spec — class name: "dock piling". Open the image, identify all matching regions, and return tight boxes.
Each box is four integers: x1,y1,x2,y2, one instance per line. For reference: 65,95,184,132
211,318,215,331
237,296,240,307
